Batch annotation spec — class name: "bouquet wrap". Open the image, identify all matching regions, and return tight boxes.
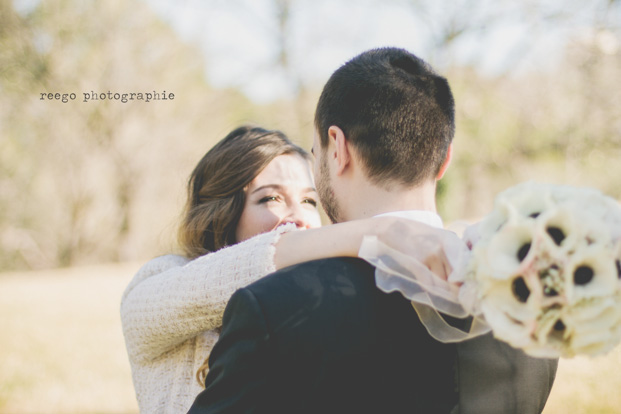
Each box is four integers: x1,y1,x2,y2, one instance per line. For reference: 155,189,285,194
360,182,621,358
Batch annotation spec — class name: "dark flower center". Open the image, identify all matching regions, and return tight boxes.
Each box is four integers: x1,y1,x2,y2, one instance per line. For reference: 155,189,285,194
553,319,566,331
574,265,594,285
546,226,565,246
517,243,531,262
512,277,530,303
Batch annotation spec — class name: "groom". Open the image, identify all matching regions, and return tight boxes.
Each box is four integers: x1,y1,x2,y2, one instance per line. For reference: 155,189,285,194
188,48,557,414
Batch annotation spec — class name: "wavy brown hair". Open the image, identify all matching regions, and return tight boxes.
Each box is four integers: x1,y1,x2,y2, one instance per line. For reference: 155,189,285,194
178,125,309,259
178,125,309,386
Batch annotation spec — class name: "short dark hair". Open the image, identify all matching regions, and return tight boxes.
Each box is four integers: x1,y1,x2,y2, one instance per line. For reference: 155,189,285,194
314,47,455,187
178,125,309,258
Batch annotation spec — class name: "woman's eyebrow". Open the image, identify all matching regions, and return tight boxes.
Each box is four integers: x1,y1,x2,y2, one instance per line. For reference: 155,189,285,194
251,184,317,194
251,184,283,194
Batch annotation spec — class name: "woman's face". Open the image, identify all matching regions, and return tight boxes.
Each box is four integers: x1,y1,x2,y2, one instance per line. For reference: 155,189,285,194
235,153,322,243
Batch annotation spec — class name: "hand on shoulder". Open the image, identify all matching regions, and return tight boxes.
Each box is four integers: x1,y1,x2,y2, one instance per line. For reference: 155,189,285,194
371,216,468,282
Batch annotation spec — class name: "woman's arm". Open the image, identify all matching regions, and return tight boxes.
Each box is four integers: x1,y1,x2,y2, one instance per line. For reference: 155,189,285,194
121,225,292,363
121,217,457,363
275,216,458,280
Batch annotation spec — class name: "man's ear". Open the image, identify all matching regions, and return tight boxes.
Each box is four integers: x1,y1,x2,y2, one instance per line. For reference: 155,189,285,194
328,126,351,176
436,143,453,180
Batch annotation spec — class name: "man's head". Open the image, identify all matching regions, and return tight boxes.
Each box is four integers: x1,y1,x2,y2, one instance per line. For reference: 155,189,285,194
313,47,455,223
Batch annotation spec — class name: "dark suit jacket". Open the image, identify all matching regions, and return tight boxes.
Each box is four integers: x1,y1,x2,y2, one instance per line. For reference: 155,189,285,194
456,333,557,414
188,258,557,414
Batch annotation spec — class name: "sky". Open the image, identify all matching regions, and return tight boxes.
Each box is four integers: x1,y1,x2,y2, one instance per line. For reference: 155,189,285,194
142,0,620,103
14,0,620,103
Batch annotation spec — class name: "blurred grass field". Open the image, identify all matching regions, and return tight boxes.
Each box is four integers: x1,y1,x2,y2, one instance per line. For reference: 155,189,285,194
0,263,140,414
0,263,620,413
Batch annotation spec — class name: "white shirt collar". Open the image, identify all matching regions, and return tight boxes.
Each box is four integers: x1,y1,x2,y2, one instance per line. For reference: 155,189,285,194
374,210,444,229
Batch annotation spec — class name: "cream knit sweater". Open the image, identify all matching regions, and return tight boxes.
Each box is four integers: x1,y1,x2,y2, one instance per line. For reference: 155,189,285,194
120,225,293,414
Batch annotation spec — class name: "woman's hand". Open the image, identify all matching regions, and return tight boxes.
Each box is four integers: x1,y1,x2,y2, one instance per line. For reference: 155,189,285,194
373,217,467,282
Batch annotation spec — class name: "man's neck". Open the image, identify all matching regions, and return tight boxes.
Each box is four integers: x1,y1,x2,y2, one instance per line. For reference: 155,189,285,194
342,180,438,221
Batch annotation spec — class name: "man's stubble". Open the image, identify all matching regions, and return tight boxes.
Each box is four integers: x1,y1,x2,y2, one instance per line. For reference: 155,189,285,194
317,153,343,224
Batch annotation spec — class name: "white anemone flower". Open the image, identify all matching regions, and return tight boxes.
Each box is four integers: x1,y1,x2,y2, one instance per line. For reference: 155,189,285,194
481,277,541,322
536,207,583,254
569,296,617,321
498,183,555,221
549,184,596,203
533,307,569,350
476,203,511,241
480,300,536,349
478,182,554,239
570,310,618,340
565,303,621,356
612,240,621,287
563,188,621,220
565,247,618,302
610,295,621,344
478,221,537,281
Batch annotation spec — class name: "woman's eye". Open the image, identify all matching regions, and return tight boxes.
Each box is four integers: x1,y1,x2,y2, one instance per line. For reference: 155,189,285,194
302,198,318,207
259,196,280,203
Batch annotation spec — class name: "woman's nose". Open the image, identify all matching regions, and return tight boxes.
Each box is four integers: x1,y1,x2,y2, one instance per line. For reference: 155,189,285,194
282,203,313,229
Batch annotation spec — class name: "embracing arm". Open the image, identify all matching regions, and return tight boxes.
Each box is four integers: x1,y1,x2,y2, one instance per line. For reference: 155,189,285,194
121,217,455,363
275,216,458,280
274,220,369,269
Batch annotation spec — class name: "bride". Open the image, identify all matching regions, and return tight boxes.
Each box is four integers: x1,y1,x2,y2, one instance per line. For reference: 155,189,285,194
120,125,455,414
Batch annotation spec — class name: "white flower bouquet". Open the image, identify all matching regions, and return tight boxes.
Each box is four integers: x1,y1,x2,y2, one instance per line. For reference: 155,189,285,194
360,181,621,359
460,182,621,358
